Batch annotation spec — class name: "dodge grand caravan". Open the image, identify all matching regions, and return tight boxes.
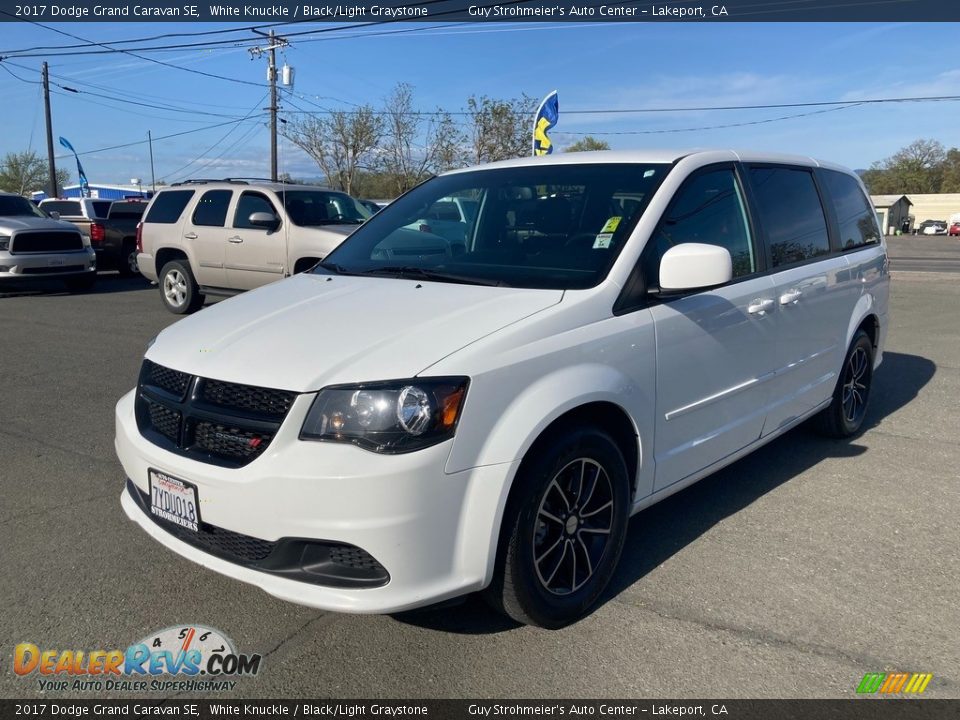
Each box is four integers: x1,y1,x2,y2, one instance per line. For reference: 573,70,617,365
117,150,889,627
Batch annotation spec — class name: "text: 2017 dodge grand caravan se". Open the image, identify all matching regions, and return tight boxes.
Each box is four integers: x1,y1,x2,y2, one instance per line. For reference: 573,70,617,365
117,150,889,627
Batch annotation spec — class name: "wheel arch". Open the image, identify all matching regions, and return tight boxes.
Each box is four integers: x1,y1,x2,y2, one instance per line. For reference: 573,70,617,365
154,247,189,278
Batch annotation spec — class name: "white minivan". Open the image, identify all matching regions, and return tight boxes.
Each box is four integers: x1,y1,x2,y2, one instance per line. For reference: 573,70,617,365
116,150,889,628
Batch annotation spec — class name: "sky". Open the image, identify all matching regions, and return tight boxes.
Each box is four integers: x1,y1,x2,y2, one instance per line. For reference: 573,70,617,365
1,21,958,188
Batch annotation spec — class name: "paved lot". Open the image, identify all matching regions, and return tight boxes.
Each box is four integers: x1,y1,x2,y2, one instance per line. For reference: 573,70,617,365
887,233,960,273
0,264,957,700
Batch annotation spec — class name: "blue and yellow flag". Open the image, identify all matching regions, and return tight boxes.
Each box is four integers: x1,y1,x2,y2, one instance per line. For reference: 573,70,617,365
532,90,559,156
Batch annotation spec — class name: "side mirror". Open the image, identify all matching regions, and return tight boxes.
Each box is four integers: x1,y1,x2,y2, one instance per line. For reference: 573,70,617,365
658,243,733,292
49,211,60,220
249,211,279,230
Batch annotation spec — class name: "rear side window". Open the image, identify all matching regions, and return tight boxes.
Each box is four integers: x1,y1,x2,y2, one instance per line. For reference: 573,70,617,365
92,201,112,218
233,192,277,229
821,170,880,249
749,167,831,268
645,168,756,281
192,190,232,227
145,190,195,224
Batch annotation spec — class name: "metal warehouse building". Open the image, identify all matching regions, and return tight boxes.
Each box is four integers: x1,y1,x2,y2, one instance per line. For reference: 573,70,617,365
30,183,152,202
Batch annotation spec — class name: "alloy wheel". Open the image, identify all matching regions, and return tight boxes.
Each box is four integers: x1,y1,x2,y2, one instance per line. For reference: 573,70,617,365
163,269,187,308
841,346,869,424
533,458,615,596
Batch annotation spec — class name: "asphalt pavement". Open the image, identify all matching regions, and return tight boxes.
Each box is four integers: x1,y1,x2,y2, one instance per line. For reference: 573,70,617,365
0,264,957,699
886,233,960,273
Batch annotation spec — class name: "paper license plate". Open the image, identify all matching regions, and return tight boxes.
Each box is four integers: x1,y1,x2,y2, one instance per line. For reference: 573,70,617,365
149,469,201,532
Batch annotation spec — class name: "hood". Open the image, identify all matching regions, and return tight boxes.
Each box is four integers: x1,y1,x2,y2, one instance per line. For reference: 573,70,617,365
147,274,563,392
0,216,80,232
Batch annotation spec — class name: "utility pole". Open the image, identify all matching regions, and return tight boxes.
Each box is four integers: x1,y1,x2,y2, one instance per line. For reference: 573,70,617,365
250,30,287,182
148,130,156,193
41,62,58,199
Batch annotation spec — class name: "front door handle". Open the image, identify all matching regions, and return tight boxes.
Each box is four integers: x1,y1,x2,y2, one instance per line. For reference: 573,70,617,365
747,298,775,315
227,236,243,244
183,232,198,240
779,289,803,305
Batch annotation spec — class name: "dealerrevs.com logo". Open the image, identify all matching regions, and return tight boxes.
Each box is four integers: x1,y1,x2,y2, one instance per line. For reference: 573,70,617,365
14,625,262,693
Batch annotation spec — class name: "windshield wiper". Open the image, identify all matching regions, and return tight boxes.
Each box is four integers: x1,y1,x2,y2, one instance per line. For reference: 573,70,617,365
314,261,355,275
361,266,506,287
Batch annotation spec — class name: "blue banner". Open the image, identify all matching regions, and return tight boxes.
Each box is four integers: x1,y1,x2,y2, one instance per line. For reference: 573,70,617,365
60,136,89,197
532,90,559,157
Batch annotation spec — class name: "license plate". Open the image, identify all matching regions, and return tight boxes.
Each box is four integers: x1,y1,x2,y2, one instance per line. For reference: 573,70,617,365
149,469,201,532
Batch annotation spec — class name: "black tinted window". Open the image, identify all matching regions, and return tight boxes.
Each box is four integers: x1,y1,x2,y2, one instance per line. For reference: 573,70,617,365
42,201,82,216
108,203,147,220
749,167,831,267
92,201,112,218
145,190,195,224
822,170,880,249
233,192,277,229
192,190,232,227
645,168,756,281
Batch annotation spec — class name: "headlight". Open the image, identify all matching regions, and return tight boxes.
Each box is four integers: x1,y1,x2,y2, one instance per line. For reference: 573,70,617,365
300,377,469,453
0,235,9,251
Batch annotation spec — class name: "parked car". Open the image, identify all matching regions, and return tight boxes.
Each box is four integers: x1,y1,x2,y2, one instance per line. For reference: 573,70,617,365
116,150,889,627
916,220,947,235
404,195,479,244
358,199,383,214
38,197,112,242
0,192,97,291
949,222,960,237
89,200,148,276
136,180,371,313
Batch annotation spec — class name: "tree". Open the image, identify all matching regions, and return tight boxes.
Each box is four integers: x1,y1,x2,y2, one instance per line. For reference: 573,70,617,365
564,136,610,152
466,94,534,164
281,106,380,195
861,139,946,194
378,83,466,196
0,150,70,195
940,148,960,193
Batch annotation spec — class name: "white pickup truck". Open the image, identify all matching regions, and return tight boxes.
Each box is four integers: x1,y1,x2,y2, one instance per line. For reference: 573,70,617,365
39,197,112,242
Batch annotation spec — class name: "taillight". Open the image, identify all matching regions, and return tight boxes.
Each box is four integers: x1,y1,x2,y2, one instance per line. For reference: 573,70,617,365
135,222,143,253
90,223,105,244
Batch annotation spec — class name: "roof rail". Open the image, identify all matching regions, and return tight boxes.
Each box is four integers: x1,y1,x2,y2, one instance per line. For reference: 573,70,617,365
169,178,250,186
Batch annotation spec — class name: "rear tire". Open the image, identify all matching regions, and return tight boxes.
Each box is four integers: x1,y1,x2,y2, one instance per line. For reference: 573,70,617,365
64,273,97,293
484,427,630,628
118,240,139,277
159,260,203,314
816,330,874,438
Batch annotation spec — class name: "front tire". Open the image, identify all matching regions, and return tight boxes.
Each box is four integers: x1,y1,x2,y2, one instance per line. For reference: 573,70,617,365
816,329,874,438
159,260,203,314
486,427,630,628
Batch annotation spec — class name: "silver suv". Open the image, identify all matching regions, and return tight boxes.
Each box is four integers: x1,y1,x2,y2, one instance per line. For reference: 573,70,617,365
136,180,370,313
0,192,96,292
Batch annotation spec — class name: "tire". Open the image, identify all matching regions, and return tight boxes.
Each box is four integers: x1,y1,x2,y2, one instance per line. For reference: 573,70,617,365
485,426,631,628
159,259,204,314
118,240,139,277
816,329,874,438
64,273,97,293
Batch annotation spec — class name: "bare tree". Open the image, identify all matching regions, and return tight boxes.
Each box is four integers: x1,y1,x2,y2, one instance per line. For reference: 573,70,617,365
282,106,380,195
379,83,466,195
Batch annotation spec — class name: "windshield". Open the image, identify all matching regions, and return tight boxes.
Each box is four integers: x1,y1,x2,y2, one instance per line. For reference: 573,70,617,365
316,163,669,289
0,196,47,218
280,190,371,227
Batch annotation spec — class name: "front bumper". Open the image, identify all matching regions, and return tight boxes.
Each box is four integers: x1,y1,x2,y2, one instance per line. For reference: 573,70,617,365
115,390,516,613
0,248,95,278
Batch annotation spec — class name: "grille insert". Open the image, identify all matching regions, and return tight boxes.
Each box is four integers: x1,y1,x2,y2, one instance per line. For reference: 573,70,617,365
329,544,386,572
20,265,84,275
135,360,295,468
10,231,84,254
201,379,294,419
